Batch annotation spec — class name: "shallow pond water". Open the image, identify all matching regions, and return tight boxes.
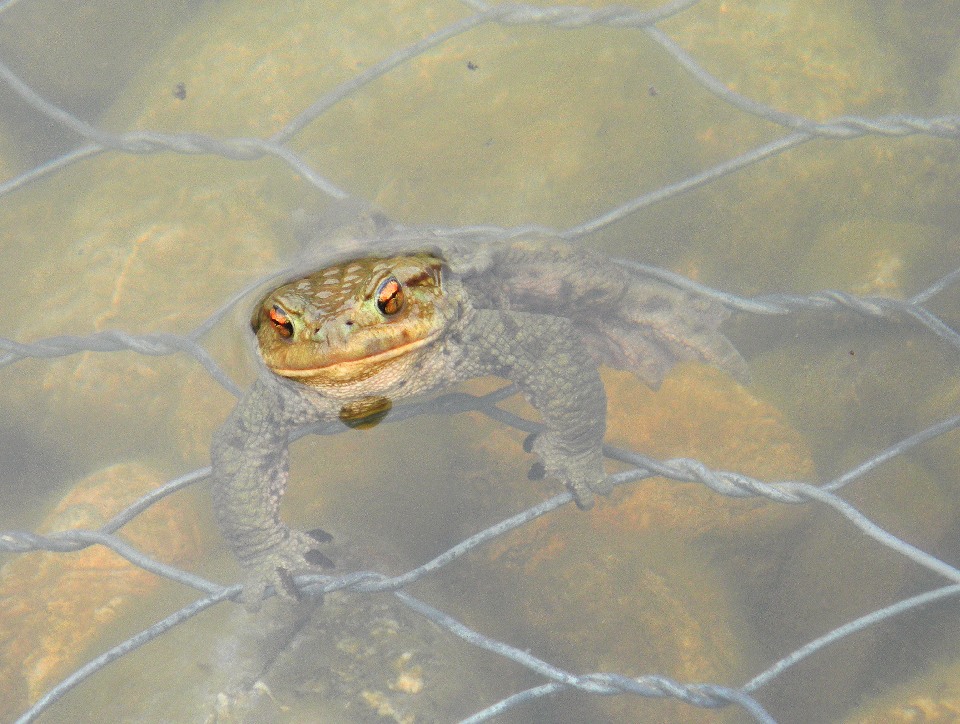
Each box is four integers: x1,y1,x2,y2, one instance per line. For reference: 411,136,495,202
1,1,959,722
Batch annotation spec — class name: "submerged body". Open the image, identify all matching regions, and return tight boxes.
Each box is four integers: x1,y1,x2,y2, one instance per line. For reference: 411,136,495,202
211,237,747,604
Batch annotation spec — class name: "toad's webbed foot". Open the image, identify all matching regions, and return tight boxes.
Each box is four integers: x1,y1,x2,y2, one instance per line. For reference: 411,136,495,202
526,432,611,510
238,527,334,610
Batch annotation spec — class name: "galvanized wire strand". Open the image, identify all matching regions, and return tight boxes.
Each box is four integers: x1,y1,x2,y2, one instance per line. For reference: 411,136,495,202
0,330,206,362
822,413,960,493
0,528,221,593
395,590,777,723
3,436,951,724
0,143,102,197
608,258,959,315
610,257,960,352
456,0,703,26
276,0,700,144
566,123,956,239
99,467,212,532
6,391,956,597
0,288,956,721
3,354,957,587
461,679,776,724
481,404,960,580
484,402,960,505
911,265,960,305
1,257,954,388
745,582,960,694
13,585,238,724
1,0,705,201
644,25,960,140
561,131,812,238
555,12,960,238
0,57,349,199
184,260,313,342
1,0,957,238
4,409,957,722
459,683,564,724
2,0,960,720
10,553,777,724
457,583,960,721
0,329,243,397
750,290,960,352
790,484,960,582
294,493,569,597
0,58,118,147
605,429,960,584
272,12,488,144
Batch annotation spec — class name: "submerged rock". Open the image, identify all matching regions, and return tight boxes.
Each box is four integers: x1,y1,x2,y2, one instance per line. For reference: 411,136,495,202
441,364,813,722
0,463,201,723
659,0,955,294
845,656,960,723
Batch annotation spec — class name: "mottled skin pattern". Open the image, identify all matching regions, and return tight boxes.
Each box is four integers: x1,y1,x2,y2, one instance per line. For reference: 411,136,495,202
212,238,747,606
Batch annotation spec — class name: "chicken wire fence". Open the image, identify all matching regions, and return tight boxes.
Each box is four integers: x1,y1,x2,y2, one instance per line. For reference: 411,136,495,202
0,0,959,721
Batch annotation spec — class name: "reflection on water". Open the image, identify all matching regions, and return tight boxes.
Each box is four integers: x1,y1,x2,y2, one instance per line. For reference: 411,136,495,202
0,0,959,722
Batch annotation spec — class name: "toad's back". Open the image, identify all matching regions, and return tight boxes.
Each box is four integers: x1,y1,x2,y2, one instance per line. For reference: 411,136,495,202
449,238,748,387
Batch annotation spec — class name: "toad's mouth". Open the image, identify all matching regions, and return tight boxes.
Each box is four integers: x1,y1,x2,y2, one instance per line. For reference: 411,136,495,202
268,331,440,378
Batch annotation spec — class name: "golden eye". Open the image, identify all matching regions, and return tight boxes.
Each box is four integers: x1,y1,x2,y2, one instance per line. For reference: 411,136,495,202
268,305,294,338
376,277,404,315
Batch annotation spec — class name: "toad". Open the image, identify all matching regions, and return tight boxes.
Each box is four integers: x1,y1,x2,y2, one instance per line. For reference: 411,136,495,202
211,237,747,605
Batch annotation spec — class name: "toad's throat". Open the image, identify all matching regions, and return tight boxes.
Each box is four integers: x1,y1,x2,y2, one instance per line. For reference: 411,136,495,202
269,332,438,378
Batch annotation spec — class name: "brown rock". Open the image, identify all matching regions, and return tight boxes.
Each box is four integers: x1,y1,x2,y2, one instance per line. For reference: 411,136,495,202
475,520,755,723
596,364,813,539
444,364,813,722
0,463,202,722
796,219,950,299
845,657,960,723
761,450,953,723
659,0,954,294
873,0,960,102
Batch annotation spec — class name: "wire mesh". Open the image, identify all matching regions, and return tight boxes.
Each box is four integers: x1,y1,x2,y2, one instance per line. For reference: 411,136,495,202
0,0,959,722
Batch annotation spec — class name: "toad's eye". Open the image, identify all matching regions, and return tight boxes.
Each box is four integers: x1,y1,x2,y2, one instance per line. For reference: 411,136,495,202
376,277,404,315
268,305,294,338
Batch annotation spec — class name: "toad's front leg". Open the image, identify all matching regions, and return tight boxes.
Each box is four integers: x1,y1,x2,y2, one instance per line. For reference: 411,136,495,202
211,376,334,608
458,310,609,508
